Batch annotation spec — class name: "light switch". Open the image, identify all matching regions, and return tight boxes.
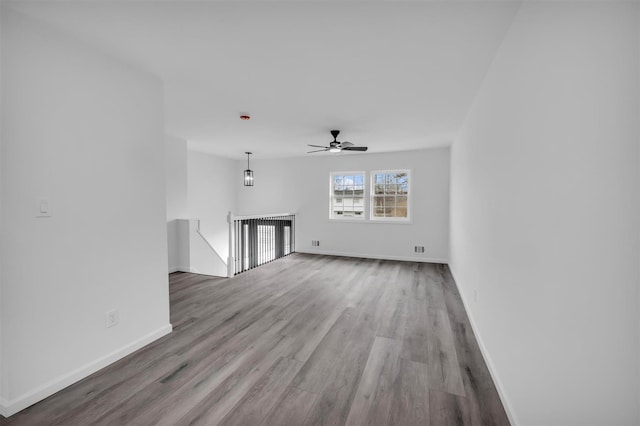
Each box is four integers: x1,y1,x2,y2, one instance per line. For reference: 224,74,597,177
36,198,52,217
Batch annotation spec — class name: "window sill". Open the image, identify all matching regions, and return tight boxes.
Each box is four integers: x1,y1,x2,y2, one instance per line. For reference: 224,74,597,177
368,218,413,225
329,218,367,223
329,218,413,225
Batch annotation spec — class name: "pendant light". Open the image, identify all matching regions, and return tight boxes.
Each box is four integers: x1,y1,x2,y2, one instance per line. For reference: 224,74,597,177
244,152,254,186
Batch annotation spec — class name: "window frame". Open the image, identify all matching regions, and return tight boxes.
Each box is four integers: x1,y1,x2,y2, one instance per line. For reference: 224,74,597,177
329,171,367,221
369,169,411,223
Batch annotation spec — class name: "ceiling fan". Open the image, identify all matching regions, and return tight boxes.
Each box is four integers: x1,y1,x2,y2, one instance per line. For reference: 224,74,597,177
307,130,368,154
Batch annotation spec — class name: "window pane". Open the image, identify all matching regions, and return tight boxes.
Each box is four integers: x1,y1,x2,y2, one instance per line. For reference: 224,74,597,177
345,197,353,209
332,173,365,219
385,180,396,194
374,173,385,194
385,173,394,186
354,174,364,190
383,196,394,216
345,176,354,191
370,170,410,221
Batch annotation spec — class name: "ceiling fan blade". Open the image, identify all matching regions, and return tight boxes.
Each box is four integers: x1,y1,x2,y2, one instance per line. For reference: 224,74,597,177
342,146,368,151
341,141,354,147
308,144,329,148
307,148,330,153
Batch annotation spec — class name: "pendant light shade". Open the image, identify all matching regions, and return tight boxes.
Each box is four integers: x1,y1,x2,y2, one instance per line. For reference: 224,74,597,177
244,152,254,186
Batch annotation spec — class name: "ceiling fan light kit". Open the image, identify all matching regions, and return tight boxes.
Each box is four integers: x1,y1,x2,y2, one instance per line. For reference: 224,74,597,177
307,130,368,154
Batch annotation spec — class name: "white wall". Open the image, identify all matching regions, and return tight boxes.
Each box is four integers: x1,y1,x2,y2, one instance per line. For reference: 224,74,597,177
187,151,237,261
166,147,234,276
450,2,639,425
0,9,171,416
236,148,450,262
0,1,4,412
183,219,228,277
166,136,189,221
165,136,188,272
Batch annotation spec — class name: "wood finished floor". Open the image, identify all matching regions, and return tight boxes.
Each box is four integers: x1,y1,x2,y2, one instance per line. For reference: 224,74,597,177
3,253,510,426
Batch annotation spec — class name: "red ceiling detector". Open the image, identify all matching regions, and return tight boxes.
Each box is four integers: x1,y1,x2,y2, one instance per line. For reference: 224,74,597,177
240,114,250,120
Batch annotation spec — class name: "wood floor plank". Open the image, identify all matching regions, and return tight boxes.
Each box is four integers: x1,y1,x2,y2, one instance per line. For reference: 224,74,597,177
260,386,318,426
440,264,510,425
375,285,408,340
345,336,401,426
423,264,447,310
400,289,429,364
290,307,359,392
451,321,511,426
388,358,430,426
409,263,428,302
172,339,290,426
439,264,469,326
426,308,466,396
302,309,376,426
117,316,288,425
219,356,303,426
429,389,475,426
280,305,347,364
3,254,509,426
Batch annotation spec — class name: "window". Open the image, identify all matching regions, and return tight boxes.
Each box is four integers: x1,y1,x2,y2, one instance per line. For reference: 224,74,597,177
330,172,365,220
371,170,410,221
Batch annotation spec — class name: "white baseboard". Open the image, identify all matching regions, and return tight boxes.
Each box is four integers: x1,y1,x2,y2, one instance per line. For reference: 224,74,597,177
0,323,172,418
0,397,9,418
296,249,448,264
169,267,225,278
448,266,519,426
168,265,192,274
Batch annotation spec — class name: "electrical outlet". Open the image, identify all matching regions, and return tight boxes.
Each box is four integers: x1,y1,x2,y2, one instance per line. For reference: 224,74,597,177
106,309,119,328
36,198,52,217
414,246,425,253
312,240,320,247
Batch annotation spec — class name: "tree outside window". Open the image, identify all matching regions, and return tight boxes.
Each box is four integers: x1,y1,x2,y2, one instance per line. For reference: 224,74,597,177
371,170,410,221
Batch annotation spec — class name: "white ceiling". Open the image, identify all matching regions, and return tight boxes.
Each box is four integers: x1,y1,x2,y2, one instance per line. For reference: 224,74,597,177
7,1,521,159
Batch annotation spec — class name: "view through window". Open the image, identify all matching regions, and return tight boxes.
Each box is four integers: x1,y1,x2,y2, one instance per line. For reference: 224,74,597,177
330,172,365,219
329,170,410,221
371,170,410,221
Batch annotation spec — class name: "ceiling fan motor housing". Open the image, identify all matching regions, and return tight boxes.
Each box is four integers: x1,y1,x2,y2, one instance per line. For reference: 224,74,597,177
306,129,367,153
